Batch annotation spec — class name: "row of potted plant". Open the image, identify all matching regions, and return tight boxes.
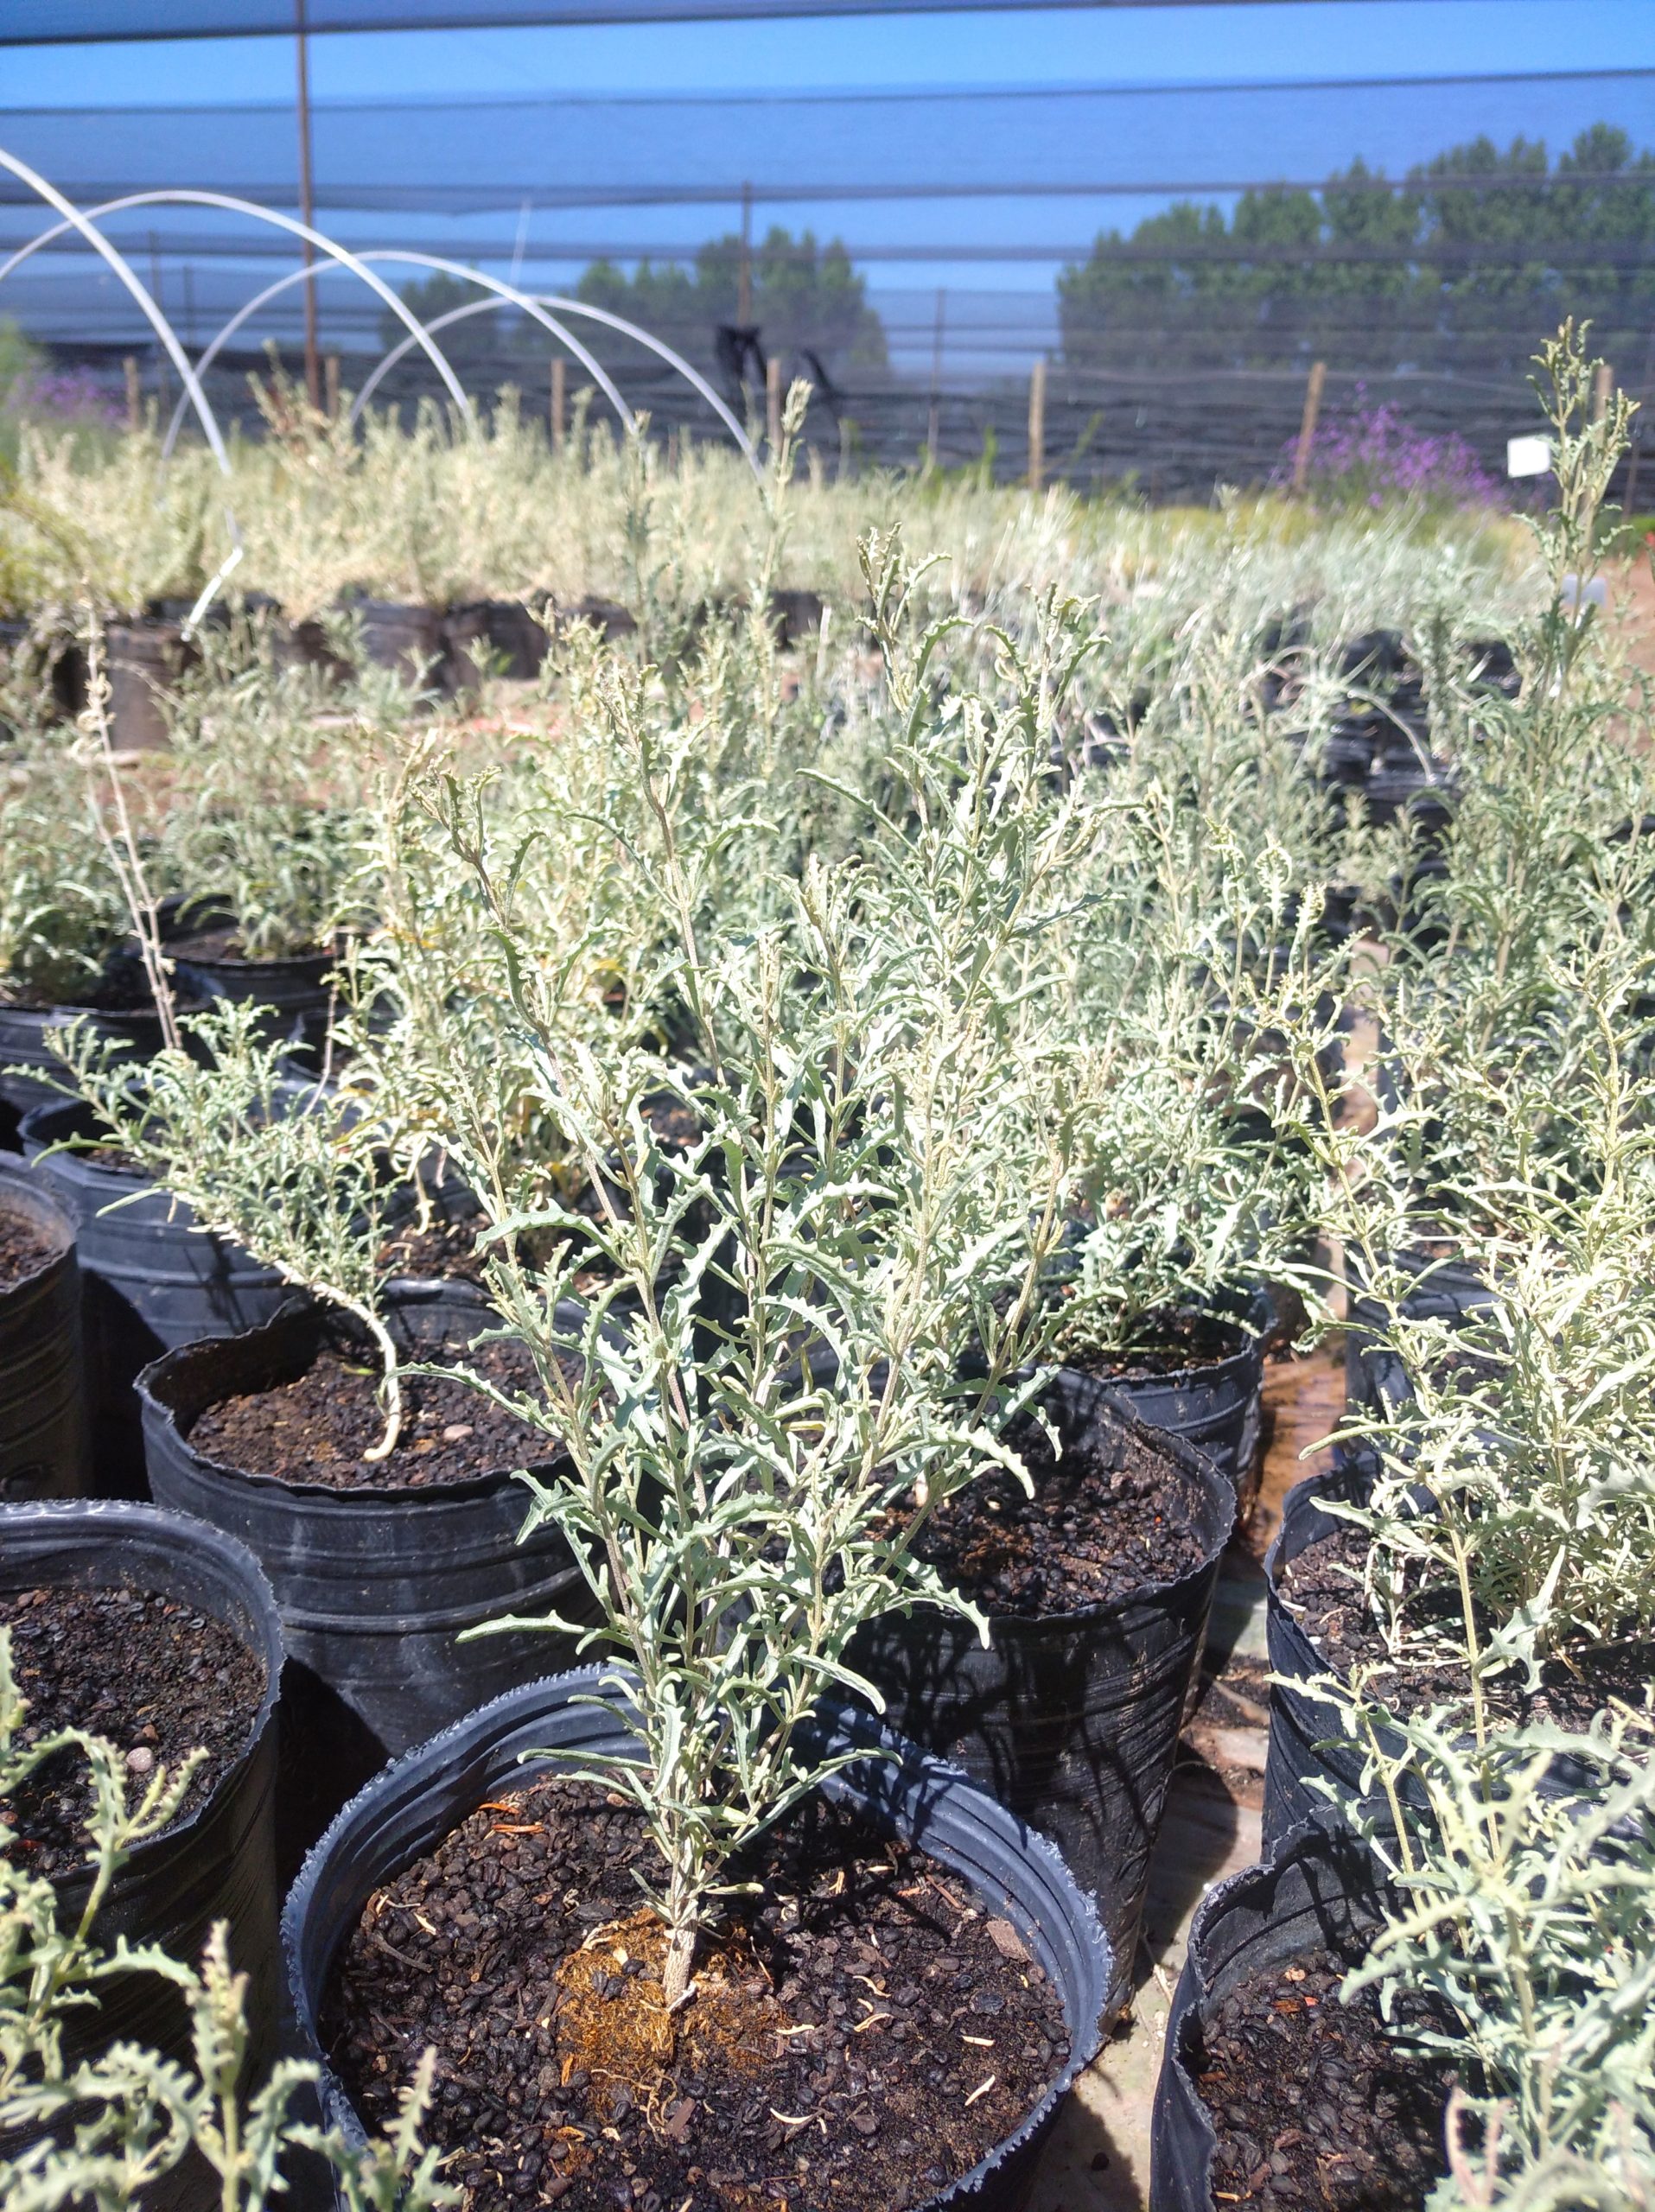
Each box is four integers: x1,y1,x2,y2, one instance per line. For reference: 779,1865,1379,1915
2,325,1650,2211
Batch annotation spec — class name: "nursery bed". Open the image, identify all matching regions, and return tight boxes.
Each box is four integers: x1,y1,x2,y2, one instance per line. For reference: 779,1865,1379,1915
1028,1338,1342,2212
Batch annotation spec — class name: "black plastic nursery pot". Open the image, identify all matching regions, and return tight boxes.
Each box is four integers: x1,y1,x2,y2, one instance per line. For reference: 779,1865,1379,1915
1063,1294,1269,1512
1344,1243,1494,1425
443,598,550,685
1149,1817,1395,2212
283,1668,1111,2212
1263,1456,1398,1848
137,1284,600,1854
105,619,194,753
1260,1453,1632,1850
0,962,169,1130
22,1094,292,1495
343,595,448,685
854,1378,1233,2027
0,1159,86,1500
0,1499,283,2083
162,916,341,1068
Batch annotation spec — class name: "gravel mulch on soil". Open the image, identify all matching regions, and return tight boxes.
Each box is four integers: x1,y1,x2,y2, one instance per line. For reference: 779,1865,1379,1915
0,1582,267,1878
326,1774,1070,2212
1196,1948,1456,2211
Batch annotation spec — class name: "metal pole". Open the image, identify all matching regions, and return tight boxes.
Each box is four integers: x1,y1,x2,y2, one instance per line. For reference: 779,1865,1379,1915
737,181,752,327
1027,356,1047,494
295,0,321,412
926,288,945,466
551,355,566,454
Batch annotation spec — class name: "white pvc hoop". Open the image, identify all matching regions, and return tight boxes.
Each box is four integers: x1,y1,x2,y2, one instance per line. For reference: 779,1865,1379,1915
156,255,628,458
354,286,762,476
0,186,473,419
0,151,244,624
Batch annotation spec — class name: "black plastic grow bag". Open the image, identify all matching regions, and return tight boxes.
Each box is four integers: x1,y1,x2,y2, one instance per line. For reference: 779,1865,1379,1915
853,1376,1233,2025
1263,1454,1410,1847
164,934,340,1069
282,1668,1111,2212
1262,1455,1639,1850
0,1159,86,1500
1344,1243,1493,1424
22,1095,292,1496
138,1285,600,1853
0,1499,283,2075
0,988,167,1128
1150,1816,1391,2212
1061,1294,1267,1509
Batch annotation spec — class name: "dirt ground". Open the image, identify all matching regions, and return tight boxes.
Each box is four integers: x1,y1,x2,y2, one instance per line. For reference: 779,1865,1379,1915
1028,1338,1346,2212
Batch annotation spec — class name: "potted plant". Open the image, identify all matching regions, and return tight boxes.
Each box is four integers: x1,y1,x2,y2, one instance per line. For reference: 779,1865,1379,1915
0,1499,285,2087
48,1006,598,1847
1155,1705,1655,2210
283,707,1117,2204
0,1156,85,1499
0,732,176,1141
0,1628,456,2212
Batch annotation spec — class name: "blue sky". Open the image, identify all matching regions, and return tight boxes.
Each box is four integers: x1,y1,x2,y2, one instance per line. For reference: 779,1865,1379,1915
3,1,1652,368
5,0,1652,102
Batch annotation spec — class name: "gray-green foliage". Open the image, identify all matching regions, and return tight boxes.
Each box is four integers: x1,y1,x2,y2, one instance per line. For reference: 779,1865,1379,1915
1323,1698,1655,2208
0,737,132,1005
0,1631,454,2212
54,1001,411,1454
427,535,1092,2001
158,636,379,962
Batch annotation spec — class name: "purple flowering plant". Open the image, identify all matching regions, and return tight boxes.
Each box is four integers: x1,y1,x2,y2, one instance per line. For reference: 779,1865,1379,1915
1279,389,1500,510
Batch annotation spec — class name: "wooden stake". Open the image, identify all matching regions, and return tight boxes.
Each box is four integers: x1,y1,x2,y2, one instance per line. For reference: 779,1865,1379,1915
1028,358,1047,494
766,352,782,456
123,354,141,434
1292,359,1327,496
551,356,566,454
324,353,340,419
1624,421,1642,516
1592,361,1614,422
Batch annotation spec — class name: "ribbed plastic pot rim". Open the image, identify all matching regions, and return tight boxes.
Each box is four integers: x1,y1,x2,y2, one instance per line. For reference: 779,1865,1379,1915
137,1299,574,1505
0,1496,285,1875
283,1663,1110,2209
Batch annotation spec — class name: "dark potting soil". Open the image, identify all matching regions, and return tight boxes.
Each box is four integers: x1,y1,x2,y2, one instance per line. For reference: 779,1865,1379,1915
1058,1308,1245,1384
1196,1949,1456,2211
166,925,327,967
0,1582,266,1878
0,961,152,1014
186,1338,561,1492
377,1212,491,1287
324,1773,1068,2212
886,1418,1209,1618
0,1205,61,1288
1281,1522,1655,1731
